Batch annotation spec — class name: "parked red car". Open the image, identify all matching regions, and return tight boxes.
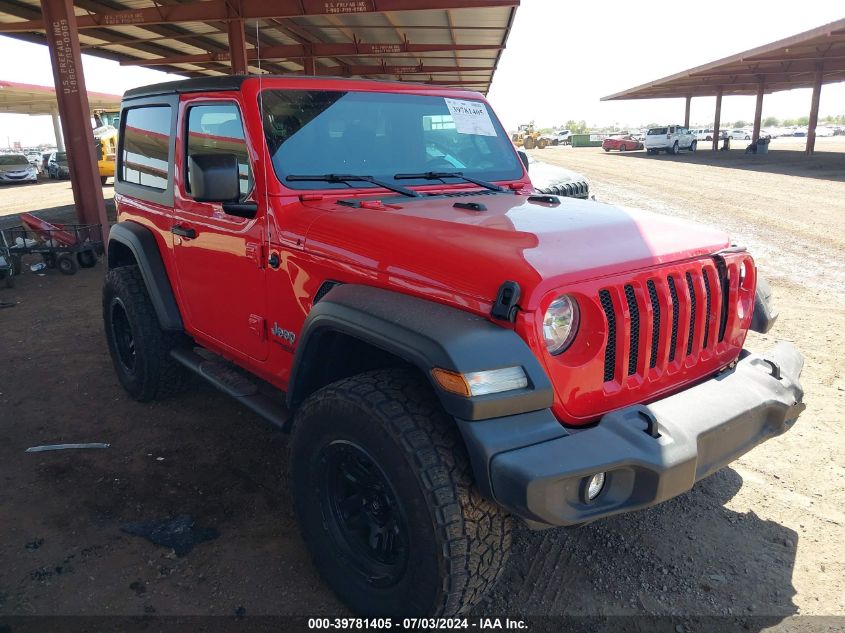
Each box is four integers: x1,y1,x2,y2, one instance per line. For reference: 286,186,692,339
602,134,643,152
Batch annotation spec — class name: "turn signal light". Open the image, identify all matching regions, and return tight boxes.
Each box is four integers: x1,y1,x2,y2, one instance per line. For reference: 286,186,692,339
431,368,472,397
431,367,528,398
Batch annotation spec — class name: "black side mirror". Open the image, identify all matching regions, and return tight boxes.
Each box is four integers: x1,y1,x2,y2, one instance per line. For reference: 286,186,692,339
188,153,257,219
517,149,529,172
188,153,240,202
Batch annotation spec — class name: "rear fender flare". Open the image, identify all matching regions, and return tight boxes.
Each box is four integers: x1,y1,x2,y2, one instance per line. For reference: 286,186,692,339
107,222,183,331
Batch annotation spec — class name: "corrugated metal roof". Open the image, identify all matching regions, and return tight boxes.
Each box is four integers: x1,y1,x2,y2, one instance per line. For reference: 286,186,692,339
0,1,518,93
602,18,845,100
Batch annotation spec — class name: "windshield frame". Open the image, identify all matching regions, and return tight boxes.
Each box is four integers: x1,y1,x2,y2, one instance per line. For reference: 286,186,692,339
258,88,524,194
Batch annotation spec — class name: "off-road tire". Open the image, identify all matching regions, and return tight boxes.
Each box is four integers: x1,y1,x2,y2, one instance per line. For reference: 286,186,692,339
671,141,679,155
102,265,189,401
11,255,22,276
689,140,697,152
289,368,512,617
1,270,13,288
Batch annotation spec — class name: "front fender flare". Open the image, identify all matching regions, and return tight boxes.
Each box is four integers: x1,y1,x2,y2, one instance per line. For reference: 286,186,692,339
288,284,554,421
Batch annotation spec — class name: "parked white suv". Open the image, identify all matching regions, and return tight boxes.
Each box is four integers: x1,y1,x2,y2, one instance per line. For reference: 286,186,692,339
644,125,696,155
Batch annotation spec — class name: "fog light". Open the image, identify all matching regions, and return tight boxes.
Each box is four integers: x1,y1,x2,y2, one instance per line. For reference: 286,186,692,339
584,472,606,502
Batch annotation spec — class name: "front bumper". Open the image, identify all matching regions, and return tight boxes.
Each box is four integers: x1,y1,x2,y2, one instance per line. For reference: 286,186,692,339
458,342,805,527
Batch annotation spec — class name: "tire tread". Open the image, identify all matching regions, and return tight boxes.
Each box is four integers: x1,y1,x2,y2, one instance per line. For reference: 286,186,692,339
291,369,511,616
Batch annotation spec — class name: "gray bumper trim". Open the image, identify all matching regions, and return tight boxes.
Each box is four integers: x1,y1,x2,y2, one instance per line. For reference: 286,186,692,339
486,342,805,527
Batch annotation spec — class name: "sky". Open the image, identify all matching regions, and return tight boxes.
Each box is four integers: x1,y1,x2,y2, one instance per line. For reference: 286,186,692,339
0,0,843,147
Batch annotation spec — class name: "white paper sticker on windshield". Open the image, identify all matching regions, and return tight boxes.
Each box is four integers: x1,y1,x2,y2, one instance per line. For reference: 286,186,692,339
444,98,497,137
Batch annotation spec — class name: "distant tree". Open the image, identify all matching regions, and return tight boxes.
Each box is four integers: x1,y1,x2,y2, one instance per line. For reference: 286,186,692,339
763,116,780,127
563,119,588,134
733,120,748,128
796,116,809,126
782,118,797,127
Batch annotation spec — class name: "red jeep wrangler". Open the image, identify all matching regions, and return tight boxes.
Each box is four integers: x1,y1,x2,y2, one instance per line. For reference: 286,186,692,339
103,75,805,617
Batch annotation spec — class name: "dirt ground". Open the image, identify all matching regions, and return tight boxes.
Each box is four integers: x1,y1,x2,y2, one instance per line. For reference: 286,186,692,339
0,142,843,626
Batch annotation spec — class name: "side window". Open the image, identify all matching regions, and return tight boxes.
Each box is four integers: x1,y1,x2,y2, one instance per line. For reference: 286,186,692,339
120,106,171,190
186,103,252,199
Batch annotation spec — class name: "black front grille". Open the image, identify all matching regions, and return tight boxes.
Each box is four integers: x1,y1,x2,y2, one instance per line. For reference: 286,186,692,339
716,259,729,342
667,276,680,362
685,272,697,356
702,269,712,348
624,285,639,376
647,280,661,368
599,290,616,382
598,261,733,387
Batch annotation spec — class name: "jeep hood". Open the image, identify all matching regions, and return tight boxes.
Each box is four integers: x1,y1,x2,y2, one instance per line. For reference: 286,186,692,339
302,193,730,310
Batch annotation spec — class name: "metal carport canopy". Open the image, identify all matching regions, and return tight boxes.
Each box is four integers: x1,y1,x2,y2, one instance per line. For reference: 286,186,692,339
0,80,120,114
600,18,845,153
0,0,519,94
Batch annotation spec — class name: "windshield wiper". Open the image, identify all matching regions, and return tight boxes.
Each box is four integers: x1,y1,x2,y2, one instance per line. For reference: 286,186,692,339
393,171,507,193
286,173,420,198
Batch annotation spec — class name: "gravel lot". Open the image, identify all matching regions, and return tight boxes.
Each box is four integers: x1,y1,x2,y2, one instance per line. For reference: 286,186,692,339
0,141,842,627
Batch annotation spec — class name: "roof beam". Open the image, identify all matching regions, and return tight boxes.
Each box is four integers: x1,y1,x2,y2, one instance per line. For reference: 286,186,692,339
0,0,519,32
319,64,493,76
117,42,503,66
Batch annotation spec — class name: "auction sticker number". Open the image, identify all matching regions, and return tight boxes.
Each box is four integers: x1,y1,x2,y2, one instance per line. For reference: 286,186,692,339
443,98,497,137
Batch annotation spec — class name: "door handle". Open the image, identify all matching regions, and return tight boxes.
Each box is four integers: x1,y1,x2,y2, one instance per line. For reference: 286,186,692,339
171,225,197,239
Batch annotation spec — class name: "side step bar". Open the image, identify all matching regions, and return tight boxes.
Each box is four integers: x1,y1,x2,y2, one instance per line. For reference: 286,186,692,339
170,347,290,430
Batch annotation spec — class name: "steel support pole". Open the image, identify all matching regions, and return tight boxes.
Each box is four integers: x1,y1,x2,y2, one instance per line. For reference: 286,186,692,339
806,66,823,155
50,108,65,151
684,96,691,128
752,80,764,142
227,18,248,74
303,57,316,75
712,88,723,151
41,0,108,238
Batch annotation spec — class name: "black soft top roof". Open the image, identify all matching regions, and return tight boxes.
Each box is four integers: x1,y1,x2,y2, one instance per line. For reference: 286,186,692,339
122,75,250,99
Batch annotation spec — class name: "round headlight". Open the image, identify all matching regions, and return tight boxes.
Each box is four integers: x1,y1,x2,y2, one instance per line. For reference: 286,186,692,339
543,295,580,355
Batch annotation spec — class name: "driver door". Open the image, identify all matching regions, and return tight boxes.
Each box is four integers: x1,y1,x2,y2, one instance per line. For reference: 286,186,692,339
171,100,269,361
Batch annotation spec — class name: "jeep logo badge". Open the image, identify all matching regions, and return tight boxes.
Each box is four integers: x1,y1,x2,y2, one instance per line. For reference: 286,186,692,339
271,322,296,346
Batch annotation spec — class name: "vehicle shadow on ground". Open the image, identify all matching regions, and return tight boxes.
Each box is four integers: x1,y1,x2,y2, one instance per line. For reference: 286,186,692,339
483,466,797,629
602,148,845,182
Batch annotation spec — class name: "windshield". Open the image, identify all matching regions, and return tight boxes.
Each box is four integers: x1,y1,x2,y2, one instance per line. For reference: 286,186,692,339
261,90,522,191
0,154,28,165
647,128,668,135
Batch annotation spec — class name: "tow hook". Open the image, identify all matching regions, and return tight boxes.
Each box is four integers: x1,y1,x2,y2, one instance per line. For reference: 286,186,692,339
638,410,661,438
762,359,782,380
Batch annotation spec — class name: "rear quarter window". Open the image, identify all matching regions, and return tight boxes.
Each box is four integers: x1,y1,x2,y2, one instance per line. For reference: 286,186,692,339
120,105,172,190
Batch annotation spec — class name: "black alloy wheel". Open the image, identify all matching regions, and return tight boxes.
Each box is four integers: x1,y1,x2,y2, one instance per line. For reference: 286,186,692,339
318,440,409,587
109,297,137,375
